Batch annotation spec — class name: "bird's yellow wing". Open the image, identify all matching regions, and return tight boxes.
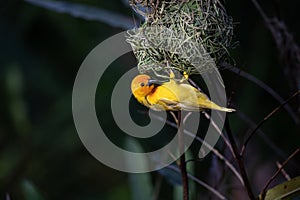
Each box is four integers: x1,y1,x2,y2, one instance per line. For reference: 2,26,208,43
155,98,181,111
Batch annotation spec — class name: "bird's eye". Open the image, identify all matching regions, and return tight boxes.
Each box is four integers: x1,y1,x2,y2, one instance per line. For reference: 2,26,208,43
140,83,145,87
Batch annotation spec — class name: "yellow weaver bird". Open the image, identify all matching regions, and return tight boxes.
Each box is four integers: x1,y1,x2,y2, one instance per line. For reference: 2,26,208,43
131,72,235,112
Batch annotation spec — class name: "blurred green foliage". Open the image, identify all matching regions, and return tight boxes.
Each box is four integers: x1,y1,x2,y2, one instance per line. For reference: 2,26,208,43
0,0,299,199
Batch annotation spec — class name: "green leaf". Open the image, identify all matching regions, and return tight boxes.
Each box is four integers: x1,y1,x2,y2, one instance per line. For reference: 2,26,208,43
124,138,153,200
158,166,182,186
258,176,300,200
5,64,30,136
21,180,44,200
24,0,134,29
173,150,196,200
106,185,130,200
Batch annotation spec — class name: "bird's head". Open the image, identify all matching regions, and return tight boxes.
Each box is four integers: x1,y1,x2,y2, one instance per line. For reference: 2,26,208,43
131,75,154,98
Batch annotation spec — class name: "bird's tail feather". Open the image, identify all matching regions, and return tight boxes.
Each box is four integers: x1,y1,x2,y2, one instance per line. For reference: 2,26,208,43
198,100,236,112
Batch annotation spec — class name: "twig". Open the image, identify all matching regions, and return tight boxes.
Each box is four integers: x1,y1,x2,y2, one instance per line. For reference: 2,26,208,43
188,132,244,185
167,165,227,200
241,90,300,156
261,148,300,200
250,0,300,114
171,111,189,200
151,112,244,185
170,111,179,125
276,161,291,181
178,111,189,200
223,63,299,124
203,111,234,156
237,111,288,161
224,118,256,200
183,112,192,124
250,0,269,24
237,110,300,170
24,0,135,29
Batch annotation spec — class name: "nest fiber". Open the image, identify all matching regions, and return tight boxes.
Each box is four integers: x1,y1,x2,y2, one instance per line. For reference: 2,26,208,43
127,0,233,78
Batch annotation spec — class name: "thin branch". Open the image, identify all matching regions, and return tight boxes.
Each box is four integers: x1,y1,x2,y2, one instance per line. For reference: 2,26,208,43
241,90,300,156
170,111,189,200
250,0,269,24
224,118,256,200
236,110,289,160
261,148,300,200
24,0,135,29
167,165,227,200
276,161,291,181
179,111,189,200
188,133,244,185
203,111,235,156
151,113,244,185
223,63,299,124
250,0,300,114
237,110,300,170
183,112,192,124
170,111,179,125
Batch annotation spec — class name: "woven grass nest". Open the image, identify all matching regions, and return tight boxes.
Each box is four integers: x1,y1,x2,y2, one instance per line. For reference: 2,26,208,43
127,0,233,78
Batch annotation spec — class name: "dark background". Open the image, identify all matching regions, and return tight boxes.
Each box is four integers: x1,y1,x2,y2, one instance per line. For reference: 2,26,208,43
0,0,299,199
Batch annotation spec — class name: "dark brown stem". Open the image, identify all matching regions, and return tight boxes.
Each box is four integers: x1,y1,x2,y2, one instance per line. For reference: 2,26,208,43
177,111,189,200
241,90,300,156
250,0,269,24
275,161,291,181
261,148,300,200
222,62,299,124
225,118,256,200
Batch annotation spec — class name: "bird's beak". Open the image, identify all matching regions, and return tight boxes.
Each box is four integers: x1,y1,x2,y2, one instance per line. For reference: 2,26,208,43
147,79,167,86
